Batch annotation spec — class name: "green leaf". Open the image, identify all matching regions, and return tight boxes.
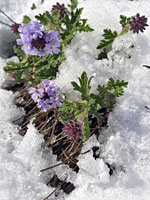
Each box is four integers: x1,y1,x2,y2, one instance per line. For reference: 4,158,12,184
71,81,81,93
23,15,31,24
68,0,78,11
78,19,94,32
97,29,118,50
71,71,93,101
35,13,48,25
89,106,103,121
107,78,128,96
59,100,78,122
14,45,25,61
81,112,90,142
61,7,93,45
120,15,131,28
31,3,36,10
97,49,108,60
95,78,128,111
45,11,54,23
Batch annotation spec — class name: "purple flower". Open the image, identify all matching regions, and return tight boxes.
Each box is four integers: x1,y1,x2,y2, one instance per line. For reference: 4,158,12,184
51,2,67,19
129,13,148,33
63,119,82,140
37,99,51,112
17,21,60,56
28,87,44,101
28,79,62,112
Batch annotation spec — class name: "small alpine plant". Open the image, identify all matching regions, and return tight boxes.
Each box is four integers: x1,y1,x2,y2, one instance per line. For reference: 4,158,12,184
28,79,62,112
3,0,93,86
97,13,148,59
59,71,128,141
17,21,60,56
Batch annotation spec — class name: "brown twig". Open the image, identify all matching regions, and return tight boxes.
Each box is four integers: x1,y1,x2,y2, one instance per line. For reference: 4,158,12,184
81,149,91,155
48,111,59,145
43,177,67,200
0,9,16,23
40,155,77,172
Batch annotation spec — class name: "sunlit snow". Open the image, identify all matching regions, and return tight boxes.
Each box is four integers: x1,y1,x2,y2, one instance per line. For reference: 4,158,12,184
0,0,150,200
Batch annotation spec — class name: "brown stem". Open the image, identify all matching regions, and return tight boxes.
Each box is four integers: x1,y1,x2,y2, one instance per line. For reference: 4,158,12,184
40,158,72,172
40,142,82,172
48,111,59,145
0,9,16,23
0,20,11,27
43,177,67,200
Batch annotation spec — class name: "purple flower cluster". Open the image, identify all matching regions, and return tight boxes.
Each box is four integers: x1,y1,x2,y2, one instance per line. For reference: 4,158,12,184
51,2,67,19
28,79,62,112
129,13,148,33
17,21,60,56
63,119,82,140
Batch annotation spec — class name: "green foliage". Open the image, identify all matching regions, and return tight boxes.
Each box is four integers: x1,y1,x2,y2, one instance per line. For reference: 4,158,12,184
94,78,128,111
59,72,128,141
31,3,36,10
4,0,93,87
97,29,118,60
71,71,93,100
35,1,93,46
59,100,86,123
120,15,131,28
23,15,31,24
106,78,128,96
68,0,78,11
97,29,118,50
62,8,94,45
97,49,108,60
14,45,26,61
35,13,48,25
97,15,132,60
35,10,63,31
4,51,65,86
59,99,89,142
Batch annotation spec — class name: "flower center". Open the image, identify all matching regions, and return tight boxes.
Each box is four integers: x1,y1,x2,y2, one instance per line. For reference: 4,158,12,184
31,37,46,50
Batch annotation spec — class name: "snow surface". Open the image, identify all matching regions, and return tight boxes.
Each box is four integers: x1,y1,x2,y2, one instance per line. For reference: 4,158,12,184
0,0,150,199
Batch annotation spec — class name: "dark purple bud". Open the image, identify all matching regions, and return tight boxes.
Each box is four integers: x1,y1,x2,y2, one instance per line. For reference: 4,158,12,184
128,13,148,33
11,23,20,35
31,36,46,50
63,119,82,140
51,2,67,19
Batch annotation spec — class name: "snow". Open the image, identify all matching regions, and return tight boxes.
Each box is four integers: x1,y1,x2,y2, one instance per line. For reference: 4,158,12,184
0,0,150,199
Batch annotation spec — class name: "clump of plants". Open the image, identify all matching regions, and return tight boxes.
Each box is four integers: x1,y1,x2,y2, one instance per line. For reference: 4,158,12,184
3,1,148,198
28,71,128,141
97,13,148,60
2,0,93,86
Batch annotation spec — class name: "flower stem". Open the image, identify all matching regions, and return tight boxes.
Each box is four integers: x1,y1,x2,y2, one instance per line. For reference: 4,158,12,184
118,25,130,37
0,9,16,24
0,20,11,27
